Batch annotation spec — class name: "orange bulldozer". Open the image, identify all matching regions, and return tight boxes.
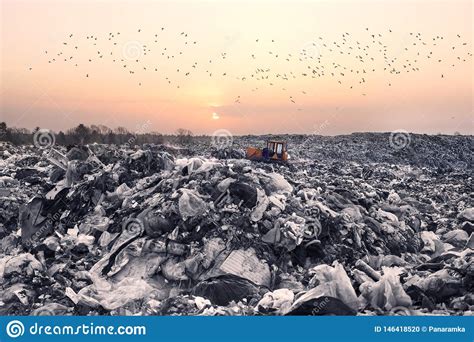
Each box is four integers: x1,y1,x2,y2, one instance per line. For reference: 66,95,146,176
246,139,289,163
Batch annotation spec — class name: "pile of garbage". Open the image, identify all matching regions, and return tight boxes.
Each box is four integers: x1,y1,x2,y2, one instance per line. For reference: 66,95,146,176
0,135,472,316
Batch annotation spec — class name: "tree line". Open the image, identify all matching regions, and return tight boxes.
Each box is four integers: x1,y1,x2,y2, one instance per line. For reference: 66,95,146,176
0,122,196,146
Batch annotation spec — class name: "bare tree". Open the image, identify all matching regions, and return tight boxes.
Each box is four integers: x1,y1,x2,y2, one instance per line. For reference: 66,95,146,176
176,128,193,145
98,125,112,135
114,126,129,135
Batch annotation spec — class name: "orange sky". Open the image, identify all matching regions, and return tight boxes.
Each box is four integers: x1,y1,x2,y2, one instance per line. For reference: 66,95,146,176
1,0,473,135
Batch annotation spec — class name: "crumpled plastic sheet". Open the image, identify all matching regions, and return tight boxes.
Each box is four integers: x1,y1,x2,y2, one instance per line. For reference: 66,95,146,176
76,277,157,311
178,188,207,220
305,262,360,311
359,267,412,311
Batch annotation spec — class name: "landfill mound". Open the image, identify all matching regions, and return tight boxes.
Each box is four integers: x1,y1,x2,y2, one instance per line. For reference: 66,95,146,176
0,133,472,316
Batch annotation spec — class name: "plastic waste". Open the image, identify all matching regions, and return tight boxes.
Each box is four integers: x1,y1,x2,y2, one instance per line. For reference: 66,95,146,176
218,248,271,287
78,278,158,311
192,274,260,306
255,289,294,315
178,189,207,220
258,172,293,195
307,262,359,311
287,295,355,316
359,267,412,311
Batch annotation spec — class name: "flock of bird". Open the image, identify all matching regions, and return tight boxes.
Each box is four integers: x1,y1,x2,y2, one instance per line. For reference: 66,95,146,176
30,28,472,105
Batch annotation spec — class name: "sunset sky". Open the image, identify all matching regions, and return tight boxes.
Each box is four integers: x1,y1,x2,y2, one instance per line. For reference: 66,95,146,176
1,0,472,135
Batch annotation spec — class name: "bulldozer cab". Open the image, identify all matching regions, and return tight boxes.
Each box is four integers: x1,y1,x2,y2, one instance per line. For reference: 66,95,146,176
246,139,288,163
265,140,287,160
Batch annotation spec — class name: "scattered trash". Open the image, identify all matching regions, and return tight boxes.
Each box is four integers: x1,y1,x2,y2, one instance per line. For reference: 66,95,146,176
0,134,472,315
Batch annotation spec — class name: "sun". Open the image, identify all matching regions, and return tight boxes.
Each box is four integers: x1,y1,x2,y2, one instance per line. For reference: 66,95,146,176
212,112,220,120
